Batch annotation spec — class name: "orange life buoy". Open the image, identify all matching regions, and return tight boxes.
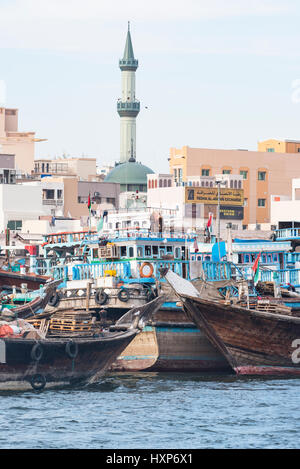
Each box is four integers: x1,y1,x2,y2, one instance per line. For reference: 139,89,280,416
139,262,154,278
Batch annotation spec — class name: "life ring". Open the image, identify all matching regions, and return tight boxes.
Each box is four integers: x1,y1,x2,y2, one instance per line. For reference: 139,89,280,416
95,289,108,305
30,342,43,362
30,373,46,391
140,262,154,278
48,292,61,308
65,341,78,359
118,288,130,302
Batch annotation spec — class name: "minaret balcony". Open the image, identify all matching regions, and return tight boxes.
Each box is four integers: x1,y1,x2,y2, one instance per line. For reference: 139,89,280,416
119,59,138,71
117,101,140,117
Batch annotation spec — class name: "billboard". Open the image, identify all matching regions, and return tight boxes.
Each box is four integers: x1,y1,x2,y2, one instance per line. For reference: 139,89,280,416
220,205,244,220
185,187,244,206
204,204,244,220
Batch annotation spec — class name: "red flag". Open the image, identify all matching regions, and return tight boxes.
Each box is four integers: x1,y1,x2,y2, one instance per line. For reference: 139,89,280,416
207,213,212,228
252,252,261,273
87,193,91,210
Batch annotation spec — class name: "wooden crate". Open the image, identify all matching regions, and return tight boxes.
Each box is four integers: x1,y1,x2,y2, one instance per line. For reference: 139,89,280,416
49,311,93,332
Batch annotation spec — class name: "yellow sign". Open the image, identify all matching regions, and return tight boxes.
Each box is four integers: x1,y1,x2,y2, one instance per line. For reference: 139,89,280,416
185,187,244,206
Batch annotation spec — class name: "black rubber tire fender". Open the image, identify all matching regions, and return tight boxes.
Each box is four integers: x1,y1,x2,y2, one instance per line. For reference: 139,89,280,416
48,292,61,308
95,289,109,305
30,342,43,362
65,341,78,359
30,373,46,391
118,288,130,302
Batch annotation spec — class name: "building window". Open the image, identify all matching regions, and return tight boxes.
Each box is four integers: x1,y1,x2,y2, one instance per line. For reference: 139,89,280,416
201,169,210,176
298,148,300,153
222,170,231,174
267,148,274,152
258,171,266,181
240,170,248,179
7,220,22,230
258,198,266,207
57,190,63,199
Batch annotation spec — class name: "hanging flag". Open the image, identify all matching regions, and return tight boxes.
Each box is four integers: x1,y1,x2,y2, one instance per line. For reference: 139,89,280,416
206,213,213,231
87,193,91,210
252,252,262,283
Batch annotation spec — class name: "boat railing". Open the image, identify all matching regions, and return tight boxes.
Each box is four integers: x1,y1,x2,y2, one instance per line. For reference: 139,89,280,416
201,261,252,282
50,259,191,282
275,228,300,240
260,268,300,287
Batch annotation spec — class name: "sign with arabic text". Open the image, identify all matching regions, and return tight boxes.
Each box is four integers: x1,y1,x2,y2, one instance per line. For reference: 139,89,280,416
185,187,244,206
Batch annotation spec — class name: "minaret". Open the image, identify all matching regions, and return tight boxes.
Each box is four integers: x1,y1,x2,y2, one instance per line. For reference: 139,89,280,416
117,22,140,163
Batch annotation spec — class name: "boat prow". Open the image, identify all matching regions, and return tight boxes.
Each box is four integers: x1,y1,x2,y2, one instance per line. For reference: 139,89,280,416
163,269,300,377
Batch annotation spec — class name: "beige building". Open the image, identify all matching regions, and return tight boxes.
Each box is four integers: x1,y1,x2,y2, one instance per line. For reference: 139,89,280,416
34,157,97,181
169,145,300,227
0,107,44,174
258,139,300,154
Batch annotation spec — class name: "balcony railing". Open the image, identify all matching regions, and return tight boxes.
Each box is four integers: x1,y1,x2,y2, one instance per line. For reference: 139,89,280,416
42,199,63,205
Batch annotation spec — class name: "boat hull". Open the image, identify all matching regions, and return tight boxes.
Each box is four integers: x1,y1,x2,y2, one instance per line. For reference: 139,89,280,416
0,330,138,390
181,295,300,377
110,307,231,372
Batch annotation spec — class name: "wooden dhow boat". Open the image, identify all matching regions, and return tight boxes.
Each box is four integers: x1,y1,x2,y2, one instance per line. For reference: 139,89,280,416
164,269,300,377
0,295,165,391
0,280,61,320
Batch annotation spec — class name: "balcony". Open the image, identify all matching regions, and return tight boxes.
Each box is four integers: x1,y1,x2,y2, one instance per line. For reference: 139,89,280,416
42,199,63,206
117,101,140,117
119,58,138,71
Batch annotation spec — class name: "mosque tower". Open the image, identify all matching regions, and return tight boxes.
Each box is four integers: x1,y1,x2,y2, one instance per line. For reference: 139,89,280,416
117,22,140,163
105,23,154,207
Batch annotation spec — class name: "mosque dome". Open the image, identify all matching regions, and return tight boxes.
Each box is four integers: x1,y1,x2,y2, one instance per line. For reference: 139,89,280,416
104,160,154,192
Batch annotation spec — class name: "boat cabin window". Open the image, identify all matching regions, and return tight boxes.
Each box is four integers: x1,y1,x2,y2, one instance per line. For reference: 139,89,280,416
152,246,158,256
128,247,134,257
273,253,278,262
120,246,127,257
204,255,211,261
181,246,186,260
175,247,180,258
92,248,99,259
262,254,267,263
145,245,151,256
166,246,173,253
159,246,166,257
267,254,272,263
244,254,250,263
137,246,143,257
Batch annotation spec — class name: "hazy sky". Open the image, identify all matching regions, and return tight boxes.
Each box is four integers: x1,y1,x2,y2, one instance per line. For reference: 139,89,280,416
0,0,300,173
